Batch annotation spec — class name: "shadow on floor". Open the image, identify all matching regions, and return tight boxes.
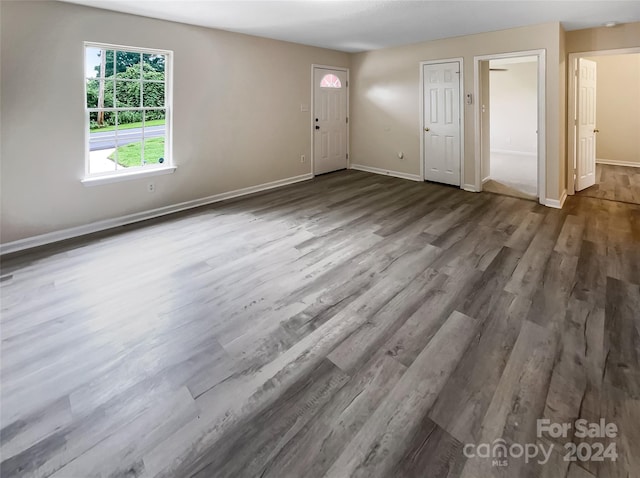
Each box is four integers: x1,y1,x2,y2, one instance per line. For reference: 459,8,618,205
482,179,537,201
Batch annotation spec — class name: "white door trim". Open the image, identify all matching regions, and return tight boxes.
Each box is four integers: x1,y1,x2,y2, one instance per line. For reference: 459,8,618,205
567,47,640,195
419,57,465,186
311,64,349,176
473,49,546,205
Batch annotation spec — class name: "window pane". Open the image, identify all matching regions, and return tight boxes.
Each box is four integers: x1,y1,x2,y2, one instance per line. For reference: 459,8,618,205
117,109,143,128
86,79,114,108
85,47,101,78
143,110,166,166
143,53,165,80
86,79,98,108
143,82,164,107
320,73,342,88
86,48,114,78
89,110,116,131
116,51,142,77
112,141,143,169
111,110,143,168
115,80,141,107
104,80,115,108
88,112,117,174
144,109,166,131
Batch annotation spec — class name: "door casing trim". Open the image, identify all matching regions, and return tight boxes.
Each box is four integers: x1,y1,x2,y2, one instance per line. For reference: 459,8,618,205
473,49,546,205
419,57,465,187
311,64,350,177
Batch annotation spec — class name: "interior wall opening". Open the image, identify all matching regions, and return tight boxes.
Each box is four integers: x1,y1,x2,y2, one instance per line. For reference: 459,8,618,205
480,55,539,200
572,52,640,205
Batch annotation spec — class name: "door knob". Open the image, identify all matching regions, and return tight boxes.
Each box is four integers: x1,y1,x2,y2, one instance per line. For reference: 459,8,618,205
424,127,430,132
315,125,320,130
593,129,600,133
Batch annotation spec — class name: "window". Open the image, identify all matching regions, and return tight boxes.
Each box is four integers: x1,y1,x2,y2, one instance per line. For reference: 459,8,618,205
320,74,342,88
84,43,173,182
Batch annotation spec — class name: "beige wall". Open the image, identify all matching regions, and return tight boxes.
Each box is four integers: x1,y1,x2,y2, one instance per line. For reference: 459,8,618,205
0,1,349,244
566,22,640,54
559,23,567,198
349,22,563,200
489,61,538,154
585,54,640,165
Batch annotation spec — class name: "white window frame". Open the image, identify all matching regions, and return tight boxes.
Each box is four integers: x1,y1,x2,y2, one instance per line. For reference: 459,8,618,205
82,42,175,186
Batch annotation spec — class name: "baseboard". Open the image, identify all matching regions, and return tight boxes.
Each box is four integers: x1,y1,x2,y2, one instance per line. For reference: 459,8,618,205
544,189,568,209
596,158,640,168
350,163,422,182
463,184,479,192
0,173,314,255
491,149,537,157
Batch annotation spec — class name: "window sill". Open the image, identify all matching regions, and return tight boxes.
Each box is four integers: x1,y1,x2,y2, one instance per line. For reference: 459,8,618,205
81,166,176,187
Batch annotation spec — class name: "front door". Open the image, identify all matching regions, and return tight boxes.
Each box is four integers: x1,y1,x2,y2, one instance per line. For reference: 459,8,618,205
576,58,597,191
313,67,348,175
423,61,462,186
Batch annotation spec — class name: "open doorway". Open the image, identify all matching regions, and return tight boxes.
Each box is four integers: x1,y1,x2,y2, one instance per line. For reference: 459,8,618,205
475,50,546,204
569,50,640,205
485,56,538,199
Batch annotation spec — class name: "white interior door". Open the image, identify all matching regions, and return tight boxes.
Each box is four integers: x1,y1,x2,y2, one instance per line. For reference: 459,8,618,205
576,58,597,191
313,68,348,175
423,61,461,186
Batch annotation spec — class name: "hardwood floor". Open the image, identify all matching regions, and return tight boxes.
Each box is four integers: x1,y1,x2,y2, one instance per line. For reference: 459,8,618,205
482,178,537,201
575,163,640,204
1,170,639,478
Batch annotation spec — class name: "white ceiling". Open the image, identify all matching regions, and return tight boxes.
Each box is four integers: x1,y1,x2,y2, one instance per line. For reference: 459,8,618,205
61,0,640,53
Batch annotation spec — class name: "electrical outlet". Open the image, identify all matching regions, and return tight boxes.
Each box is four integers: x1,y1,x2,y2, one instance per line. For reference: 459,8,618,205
148,182,155,193
300,154,306,163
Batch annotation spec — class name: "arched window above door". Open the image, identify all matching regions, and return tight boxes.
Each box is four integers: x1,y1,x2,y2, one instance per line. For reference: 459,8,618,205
320,74,342,88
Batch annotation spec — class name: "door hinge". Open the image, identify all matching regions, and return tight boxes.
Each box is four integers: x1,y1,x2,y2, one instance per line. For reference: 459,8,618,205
346,117,349,124
346,153,349,159
346,80,349,87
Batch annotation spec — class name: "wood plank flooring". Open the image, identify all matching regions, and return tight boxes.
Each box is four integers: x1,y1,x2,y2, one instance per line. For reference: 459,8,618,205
482,179,538,201
576,164,640,204
1,170,639,478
